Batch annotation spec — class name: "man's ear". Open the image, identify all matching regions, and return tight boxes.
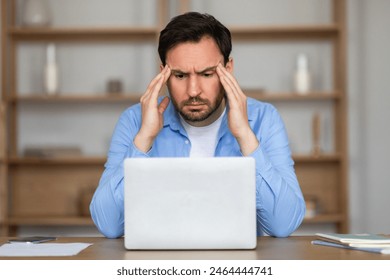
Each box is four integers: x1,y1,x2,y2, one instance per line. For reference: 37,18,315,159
225,57,234,73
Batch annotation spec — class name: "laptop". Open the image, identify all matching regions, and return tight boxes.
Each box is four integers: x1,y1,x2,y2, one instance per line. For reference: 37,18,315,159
124,157,257,250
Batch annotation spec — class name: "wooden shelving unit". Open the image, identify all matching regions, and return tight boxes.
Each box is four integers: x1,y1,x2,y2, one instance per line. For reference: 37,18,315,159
0,0,9,236
0,102,6,236
1,0,348,235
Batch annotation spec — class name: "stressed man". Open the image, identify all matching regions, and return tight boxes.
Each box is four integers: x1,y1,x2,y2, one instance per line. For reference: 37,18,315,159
90,12,305,238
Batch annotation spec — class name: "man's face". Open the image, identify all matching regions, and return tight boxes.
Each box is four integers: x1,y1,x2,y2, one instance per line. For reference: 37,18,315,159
164,36,232,127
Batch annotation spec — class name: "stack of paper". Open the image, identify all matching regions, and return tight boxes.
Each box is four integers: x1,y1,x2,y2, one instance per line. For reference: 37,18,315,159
0,243,92,257
312,233,390,254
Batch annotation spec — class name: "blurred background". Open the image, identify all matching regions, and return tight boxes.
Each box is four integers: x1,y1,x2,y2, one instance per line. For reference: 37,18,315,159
0,0,389,237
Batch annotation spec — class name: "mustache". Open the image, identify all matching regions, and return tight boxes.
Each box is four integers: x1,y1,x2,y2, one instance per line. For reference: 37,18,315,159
182,97,209,106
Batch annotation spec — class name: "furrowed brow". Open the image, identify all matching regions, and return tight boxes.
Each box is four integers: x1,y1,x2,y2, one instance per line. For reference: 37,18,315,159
196,65,218,74
171,69,188,75
170,64,219,75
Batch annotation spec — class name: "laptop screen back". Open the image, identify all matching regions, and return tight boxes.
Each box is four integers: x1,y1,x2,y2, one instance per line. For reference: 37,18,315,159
124,157,256,250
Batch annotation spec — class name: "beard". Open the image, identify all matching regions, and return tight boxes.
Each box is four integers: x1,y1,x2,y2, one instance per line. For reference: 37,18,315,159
170,88,225,123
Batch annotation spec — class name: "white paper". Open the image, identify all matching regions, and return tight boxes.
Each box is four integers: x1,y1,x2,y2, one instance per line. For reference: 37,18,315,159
0,242,92,257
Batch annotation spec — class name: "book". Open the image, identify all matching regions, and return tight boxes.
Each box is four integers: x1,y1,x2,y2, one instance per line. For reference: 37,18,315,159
342,242,390,248
312,240,390,254
315,233,390,244
313,233,390,254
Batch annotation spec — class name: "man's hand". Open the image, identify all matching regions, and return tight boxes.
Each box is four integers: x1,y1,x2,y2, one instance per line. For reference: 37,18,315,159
216,63,259,156
134,65,171,153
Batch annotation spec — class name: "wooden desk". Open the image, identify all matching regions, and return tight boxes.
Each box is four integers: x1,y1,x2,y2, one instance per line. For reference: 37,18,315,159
1,236,390,260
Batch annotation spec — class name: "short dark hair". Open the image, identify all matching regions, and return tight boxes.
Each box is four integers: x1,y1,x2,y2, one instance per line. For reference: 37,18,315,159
158,12,232,65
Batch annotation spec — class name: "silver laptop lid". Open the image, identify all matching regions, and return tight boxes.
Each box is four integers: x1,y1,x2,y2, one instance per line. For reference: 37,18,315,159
124,157,256,250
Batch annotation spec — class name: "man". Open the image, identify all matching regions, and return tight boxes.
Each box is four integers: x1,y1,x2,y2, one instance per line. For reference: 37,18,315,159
90,12,305,238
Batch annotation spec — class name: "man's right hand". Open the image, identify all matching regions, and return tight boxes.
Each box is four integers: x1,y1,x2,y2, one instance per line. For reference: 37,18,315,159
134,65,171,153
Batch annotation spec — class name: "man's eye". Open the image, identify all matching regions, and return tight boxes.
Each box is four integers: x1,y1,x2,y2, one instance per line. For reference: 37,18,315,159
174,74,186,80
203,72,214,78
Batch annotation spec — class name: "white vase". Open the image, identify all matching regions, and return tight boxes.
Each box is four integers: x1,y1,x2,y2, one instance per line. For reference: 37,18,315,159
22,0,51,27
294,53,311,95
44,43,59,95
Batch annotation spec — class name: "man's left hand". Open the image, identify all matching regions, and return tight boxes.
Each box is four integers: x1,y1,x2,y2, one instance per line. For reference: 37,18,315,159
216,63,259,156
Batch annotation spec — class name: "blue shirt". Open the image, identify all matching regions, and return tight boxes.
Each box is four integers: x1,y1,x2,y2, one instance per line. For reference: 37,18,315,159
90,97,305,238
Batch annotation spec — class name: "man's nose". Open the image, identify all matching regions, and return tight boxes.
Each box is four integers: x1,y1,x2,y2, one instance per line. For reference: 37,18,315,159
187,75,201,97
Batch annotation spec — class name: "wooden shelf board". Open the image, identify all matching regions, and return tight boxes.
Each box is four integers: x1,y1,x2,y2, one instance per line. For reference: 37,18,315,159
7,24,339,41
230,24,339,40
7,216,94,226
7,214,342,226
8,94,142,104
8,156,106,165
293,154,341,162
303,214,344,224
8,154,340,164
7,91,341,104
7,155,340,165
8,26,158,41
245,90,341,101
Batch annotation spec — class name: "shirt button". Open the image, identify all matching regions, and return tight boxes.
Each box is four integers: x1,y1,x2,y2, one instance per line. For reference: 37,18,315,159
184,140,189,144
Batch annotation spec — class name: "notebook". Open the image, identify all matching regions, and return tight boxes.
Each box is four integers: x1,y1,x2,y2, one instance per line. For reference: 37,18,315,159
124,157,257,250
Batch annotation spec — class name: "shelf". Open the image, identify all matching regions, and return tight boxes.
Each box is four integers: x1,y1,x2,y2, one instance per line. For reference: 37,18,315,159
8,215,343,226
303,214,344,224
8,157,106,165
8,26,158,41
8,94,142,104
7,216,94,226
245,90,341,102
230,24,339,40
7,91,340,104
293,154,341,163
7,24,339,42
7,154,340,166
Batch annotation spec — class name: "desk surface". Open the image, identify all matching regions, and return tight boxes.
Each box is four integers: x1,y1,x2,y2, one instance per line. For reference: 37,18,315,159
1,236,390,260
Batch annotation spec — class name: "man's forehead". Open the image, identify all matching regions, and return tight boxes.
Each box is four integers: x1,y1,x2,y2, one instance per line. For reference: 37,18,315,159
165,37,223,70
169,63,219,73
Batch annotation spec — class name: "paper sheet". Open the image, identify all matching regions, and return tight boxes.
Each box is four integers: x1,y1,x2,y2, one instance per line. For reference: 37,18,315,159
0,242,92,257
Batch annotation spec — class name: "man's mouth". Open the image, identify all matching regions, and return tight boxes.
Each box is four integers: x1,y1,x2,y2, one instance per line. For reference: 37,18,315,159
185,103,206,109
187,102,205,106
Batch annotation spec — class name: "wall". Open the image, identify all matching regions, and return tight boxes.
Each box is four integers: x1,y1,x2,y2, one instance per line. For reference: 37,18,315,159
348,0,390,233
363,0,390,233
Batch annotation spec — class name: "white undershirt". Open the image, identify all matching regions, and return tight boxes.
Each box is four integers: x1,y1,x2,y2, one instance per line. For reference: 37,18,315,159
180,109,226,157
